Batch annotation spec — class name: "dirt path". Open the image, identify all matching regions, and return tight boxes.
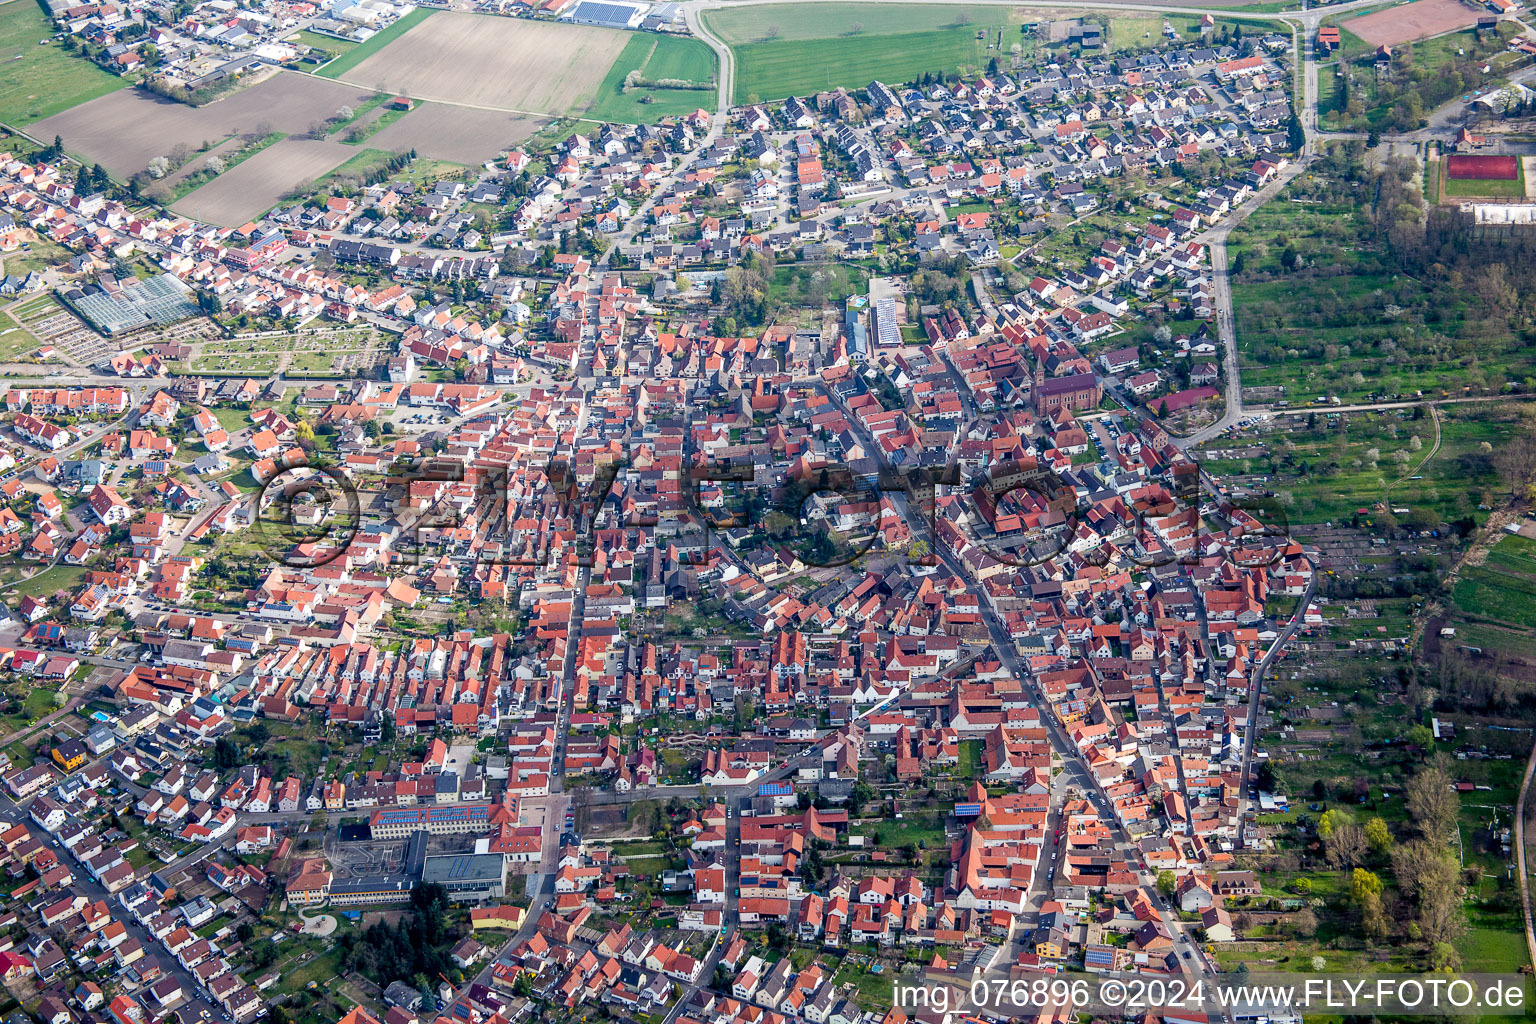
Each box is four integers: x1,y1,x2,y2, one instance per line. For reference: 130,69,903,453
1515,734,1536,976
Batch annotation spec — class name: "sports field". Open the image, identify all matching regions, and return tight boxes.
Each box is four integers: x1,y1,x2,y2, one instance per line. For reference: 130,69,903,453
1438,156,1529,199
335,12,630,115
0,0,126,125
587,34,716,122
1447,154,1519,180
1344,0,1481,46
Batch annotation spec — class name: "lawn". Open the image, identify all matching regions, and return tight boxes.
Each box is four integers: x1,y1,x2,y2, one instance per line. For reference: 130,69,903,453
2,236,68,277
956,739,981,779
290,28,359,61
2,563,89,601
586,34,716,122
831,964,893,1011
314,6,434,80
0,309,32,360
0,0,126,125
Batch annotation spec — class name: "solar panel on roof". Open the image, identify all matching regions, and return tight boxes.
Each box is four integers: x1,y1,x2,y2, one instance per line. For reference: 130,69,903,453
567,0,636,24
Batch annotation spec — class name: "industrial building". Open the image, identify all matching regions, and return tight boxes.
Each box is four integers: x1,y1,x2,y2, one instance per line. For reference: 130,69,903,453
560,0,646,27
421,853,507,903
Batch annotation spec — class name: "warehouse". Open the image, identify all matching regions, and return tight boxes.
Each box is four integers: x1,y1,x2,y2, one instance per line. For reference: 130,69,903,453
561,0,647,28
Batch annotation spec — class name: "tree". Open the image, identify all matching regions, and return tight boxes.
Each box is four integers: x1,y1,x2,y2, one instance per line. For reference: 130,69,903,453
1364,817,1392,855
1392,840,1465,945
1405,755,1458,840
1405,723,1434,752
1256,760,1281,793
1429,941,1461,972
1291,908,1319,938
1325,823,1368,869
1318,807,1352,838
1156,870,1176,896
1288,110,1306,152
1350,868,1382,903
213,736,240,772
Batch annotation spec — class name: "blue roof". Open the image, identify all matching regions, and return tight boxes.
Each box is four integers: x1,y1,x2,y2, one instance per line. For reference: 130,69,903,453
566,0,636,24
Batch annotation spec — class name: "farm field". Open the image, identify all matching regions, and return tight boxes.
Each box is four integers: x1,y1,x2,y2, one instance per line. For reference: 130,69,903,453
707,4,1262,103
0,0,126,126
706,3,1031,102
31,72,373,178
336,13,630,115
587,34,717,122
174,138,355,226
314,6,434,80
363,102,545,164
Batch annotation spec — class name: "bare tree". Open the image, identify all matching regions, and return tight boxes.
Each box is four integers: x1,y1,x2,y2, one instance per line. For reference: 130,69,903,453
763,24,780,40
847,21,864,35
1404,754,1459,840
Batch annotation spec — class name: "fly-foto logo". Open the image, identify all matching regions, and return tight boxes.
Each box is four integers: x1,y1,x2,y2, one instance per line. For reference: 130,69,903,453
239,447,1291,573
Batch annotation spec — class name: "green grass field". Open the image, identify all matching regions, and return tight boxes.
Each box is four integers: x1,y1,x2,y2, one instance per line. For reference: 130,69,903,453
707,4,1272,102
315,6,433,80
640,34,716,81
289,28,359,60
706,3,1032,103
586,33,717,122
0,0,127,125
